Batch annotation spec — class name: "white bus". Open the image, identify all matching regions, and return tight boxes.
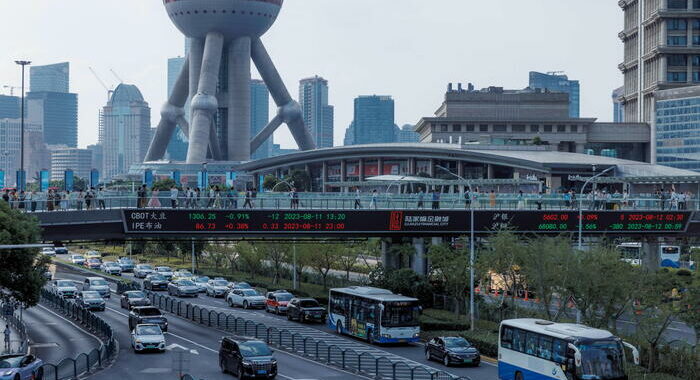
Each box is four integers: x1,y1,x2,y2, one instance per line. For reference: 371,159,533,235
616,242,642,266
328,286,421,344
660,245,681,269
498,319,639,380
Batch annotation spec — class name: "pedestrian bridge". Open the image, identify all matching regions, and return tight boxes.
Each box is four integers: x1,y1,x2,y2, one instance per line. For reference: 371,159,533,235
33,208,700,242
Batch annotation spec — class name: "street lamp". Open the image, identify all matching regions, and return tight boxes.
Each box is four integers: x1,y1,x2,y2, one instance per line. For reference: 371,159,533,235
578,166,615,250
436,165,476,331
15,60,31,191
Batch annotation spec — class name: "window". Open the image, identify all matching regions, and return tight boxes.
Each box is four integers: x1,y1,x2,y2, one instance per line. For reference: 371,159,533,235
440,124,448,132
693,35,700,45
694,72,700,82
538,336,553,360
501,326,513,349
544,125,553,132
668,72,688,82
571,125,579,133
553,339,567,363
512,125,526,132
668,19,688,31
530,125,540,132
668,36,688,46
466,124,474,132
452,124,462,132
694,19,700,29
668,54,688,66
526,332,538,355
557,125,566,132
479,125,489,132
668,0,688,9
512,329,526,352
695,0,700,9
494,125,507,132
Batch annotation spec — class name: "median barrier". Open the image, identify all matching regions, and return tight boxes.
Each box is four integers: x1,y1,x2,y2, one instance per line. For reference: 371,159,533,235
143,290,472,380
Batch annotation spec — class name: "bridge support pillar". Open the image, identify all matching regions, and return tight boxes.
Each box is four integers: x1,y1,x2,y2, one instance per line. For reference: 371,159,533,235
381,238,395,270
642,238,660,270
411,237,427,275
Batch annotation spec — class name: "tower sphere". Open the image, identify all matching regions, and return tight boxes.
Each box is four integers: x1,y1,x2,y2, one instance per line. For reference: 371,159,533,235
164,0,283,40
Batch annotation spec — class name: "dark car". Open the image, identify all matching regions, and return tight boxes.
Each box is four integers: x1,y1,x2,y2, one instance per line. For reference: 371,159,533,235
168,279,199,298
219,338,277,379
120,290,151,309
286,298,326,323
54,247,69,255
143,273,168,291
75,291,106,311
425,336,480,367
128,306,168,332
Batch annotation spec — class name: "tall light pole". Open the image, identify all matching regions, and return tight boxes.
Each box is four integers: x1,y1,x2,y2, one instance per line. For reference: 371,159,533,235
15,60,31,191
578,166,614,250
436,165,476,331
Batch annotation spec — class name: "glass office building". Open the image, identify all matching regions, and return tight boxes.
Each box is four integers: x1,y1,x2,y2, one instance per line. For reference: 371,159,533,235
348,95,397,145
0,95,20,119
299,76,334,148
655,86,700,171
165,56,189,161
26,91,78,148
30,62,69,93
529,71,580,118
251,79,272,160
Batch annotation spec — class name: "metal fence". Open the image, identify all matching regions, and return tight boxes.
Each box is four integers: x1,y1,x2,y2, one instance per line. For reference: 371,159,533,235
143,290,472,380
0,301,29,354
38,289,117,380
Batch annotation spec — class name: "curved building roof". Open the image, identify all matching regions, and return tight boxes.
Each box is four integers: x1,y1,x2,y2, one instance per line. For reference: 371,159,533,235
237,143,699,178
110,84,145,105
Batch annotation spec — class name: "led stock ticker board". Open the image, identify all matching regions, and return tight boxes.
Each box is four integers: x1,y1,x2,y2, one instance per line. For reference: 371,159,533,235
122,210,692,235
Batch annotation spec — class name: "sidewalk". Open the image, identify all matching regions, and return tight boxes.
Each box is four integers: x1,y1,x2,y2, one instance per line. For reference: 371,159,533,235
0,320,26,354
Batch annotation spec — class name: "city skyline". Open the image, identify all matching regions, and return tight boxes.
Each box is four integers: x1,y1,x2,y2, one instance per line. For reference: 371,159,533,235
0,0,622,150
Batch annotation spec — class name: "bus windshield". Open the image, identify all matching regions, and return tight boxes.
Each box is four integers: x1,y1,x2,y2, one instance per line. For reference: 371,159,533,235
381,301,420,327
577,340,625,380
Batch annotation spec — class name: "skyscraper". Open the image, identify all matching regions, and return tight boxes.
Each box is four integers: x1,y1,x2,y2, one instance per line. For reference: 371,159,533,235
50,147,92,181
299,76,334,148
619,0,700,123
612,86,624,123
26,62,78,147
30,62,69,93
251,79,272,160
0,119,42,186
0,95,20,119
396,124,419,143
100,84,151,179
528,71,580,118
348,95,396,145
166,56,189,161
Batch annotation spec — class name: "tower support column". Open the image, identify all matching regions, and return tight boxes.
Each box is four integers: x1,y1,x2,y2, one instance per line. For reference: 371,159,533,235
228,37,252,161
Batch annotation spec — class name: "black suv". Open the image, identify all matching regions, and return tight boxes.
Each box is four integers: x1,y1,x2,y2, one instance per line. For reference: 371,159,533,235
128,306,168,332
219,338,277,379
286,298,326,323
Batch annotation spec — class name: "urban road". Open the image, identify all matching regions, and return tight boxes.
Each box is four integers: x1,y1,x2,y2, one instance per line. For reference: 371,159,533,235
51,258,499,380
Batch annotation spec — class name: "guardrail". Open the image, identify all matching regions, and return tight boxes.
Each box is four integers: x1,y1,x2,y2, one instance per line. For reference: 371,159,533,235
8,193,697,212
0,301,29,354
38,288,117,380
143,290,471,380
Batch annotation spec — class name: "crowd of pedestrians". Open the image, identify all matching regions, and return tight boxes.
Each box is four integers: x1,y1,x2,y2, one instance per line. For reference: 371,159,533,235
1,187,107,212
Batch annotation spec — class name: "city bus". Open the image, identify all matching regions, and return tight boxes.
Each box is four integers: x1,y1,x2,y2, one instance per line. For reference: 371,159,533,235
498,319,639,380
328,286,421,344
616,242,642,266
660,245,681,268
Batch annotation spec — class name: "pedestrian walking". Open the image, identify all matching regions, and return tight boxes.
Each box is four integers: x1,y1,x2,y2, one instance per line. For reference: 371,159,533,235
137,185,147,208
148,189,161,208
536,192,543,210
489,190,496,208
3,324,11,353
431,189,441,210
290,188,299,209
213,186,222,208
170,186,179,209
464,187,471,209
243,189,253,209
353,189,362,209
370,189,378,210
227,187,238,209
417,189,425,209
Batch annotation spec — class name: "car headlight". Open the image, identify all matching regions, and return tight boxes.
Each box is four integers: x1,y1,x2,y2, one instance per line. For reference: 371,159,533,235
242,361,252,367
3,370,14,375
381,334,391,338
413,333,420,338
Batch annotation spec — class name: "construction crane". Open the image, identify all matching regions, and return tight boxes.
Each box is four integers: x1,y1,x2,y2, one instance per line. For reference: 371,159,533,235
110,69,124,84
89,67,114,101
1,85,21,96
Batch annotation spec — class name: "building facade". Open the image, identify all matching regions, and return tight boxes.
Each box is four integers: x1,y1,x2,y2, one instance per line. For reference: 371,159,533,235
346,95,397,146
619,0,700,125
30,62,70,93
25,91,78,148
166,56,189,161
415,84,651,162
0,119,43,186
396,124,420,143
528,71,580,118
0,95,20,119
87,144,103,178
299,76,334,148
655,85,700,170
100,84,151,180
50,147,92,181
613,86,625,122
251,79,272,160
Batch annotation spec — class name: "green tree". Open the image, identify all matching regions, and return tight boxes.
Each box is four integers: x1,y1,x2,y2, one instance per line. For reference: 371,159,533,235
151,178,177,191
262,175,280,191
204,243,229,272
0,202,50,306
237,242,265,280
293,244,315,285
262,242,290,285
50,176,88,191
428,242,471,315
337,244,361,281
309,244,341,289
677,279,700,347
283,170,311,191
477,230,525,312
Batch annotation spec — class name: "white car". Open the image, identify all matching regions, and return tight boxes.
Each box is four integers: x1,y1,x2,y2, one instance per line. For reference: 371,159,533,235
205,279,229,298
154,266,174,281
134,264,154,278
173,270,193,279
41,247,56,256
85,251,101,259
131,324,165,353
52,280,78,298
70,254,86,265
226,288,266,309
101,262,122,276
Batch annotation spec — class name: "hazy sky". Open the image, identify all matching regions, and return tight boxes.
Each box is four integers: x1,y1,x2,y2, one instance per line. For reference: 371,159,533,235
0,0,622,149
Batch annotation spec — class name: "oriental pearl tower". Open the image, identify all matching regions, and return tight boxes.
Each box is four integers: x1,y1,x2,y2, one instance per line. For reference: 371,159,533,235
146,0,316,164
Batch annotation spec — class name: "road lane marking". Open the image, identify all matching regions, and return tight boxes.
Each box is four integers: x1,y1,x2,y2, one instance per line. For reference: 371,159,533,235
36,304,103,345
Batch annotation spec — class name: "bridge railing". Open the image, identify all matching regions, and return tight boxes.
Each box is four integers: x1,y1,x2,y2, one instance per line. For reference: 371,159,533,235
38,288,117,380
142,289,473,380
9,193,697,212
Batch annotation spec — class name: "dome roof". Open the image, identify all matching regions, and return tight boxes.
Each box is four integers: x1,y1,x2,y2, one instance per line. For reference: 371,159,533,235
110,84,145,105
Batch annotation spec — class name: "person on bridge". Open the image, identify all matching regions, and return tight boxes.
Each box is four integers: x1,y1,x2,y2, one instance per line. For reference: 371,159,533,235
97,187,106,210
354,188,362,209
148,188,161,208
464,187,471,209
431,189,440,210
290,188,299,209
370,189,378,210
170,186,179,209
227,187,238,209
417,189,424,209
3,324,11,353
489,190,496,208
137,185,147,208
243,189,253,209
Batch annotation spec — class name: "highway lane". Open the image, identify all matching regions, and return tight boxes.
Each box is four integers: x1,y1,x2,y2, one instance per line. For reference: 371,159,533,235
54,267,366,380
109,265,497,380
22,304,103,364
